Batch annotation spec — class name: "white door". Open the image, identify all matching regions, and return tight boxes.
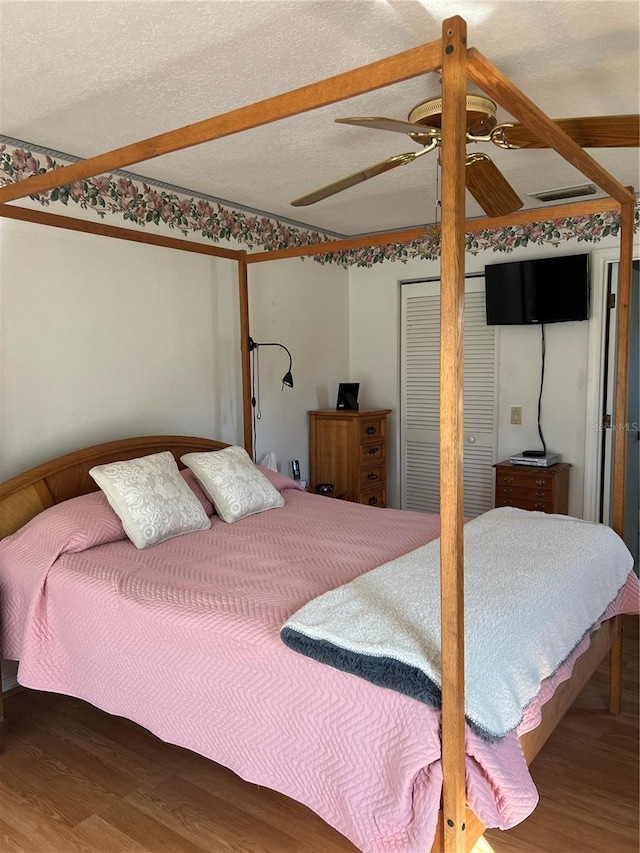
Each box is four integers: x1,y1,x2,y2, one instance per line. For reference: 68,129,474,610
401,277,498,517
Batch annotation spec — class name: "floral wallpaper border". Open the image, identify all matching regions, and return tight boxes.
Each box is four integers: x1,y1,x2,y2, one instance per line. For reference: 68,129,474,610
1,139,638,269
315,208,640,267
0,140,338,254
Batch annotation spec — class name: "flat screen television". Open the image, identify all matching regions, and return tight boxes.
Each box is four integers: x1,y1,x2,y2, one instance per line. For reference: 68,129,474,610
484,253,589,325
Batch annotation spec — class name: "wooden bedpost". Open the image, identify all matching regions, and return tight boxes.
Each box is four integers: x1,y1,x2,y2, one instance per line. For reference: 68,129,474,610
608,198,635,715
439,16,468,853
611,199,634,538
238,253,253,457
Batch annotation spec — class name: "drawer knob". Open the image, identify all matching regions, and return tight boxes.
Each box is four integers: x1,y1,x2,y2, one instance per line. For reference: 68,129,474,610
366,426,376,435
534,502,546,510
535,478,547,486
535,490,546,497
367,447,380,455
367,472,379,480
503,475,514,483
503,487,513,495
368,496,378,505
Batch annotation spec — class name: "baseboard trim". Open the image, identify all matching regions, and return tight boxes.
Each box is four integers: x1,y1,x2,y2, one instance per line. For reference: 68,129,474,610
2,673,19,695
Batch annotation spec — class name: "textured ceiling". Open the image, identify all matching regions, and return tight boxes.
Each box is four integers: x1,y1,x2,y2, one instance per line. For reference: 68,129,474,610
1,0,638,236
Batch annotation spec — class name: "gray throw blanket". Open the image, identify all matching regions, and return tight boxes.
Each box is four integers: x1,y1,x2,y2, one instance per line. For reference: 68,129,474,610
281,507,632,741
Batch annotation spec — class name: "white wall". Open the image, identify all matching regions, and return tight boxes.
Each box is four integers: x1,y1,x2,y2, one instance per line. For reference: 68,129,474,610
349,236,625,516
247,258,349,482
0,218,242,479
0,221,349,486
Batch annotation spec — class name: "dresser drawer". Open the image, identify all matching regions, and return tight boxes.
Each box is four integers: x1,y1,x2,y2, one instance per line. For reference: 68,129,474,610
496,470,554,490
359,442,386,464
358,487,386,508
496,485,551,502
359,417,386,442
496,495,553,513
359,464,385,489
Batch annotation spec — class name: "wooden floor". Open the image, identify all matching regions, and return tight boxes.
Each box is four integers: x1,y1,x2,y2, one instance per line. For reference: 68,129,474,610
0,617,637,853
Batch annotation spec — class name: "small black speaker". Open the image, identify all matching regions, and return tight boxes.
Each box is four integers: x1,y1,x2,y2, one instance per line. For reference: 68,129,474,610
336,383,360,411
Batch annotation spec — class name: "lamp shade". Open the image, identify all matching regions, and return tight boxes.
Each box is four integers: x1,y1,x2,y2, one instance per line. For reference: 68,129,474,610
282,370,294,389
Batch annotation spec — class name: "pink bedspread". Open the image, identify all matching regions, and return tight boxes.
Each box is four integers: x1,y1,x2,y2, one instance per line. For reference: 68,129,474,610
1,480,637,853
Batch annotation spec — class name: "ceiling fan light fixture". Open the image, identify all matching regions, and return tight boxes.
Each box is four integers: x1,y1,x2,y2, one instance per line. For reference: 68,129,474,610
528,183,597,202
408,94,497,136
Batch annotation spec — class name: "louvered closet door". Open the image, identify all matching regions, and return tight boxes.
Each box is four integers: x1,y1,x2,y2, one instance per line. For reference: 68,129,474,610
401,278,497,517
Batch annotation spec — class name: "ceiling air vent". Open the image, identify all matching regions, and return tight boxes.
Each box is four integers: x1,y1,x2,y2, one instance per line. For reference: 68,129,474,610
528,183,597,203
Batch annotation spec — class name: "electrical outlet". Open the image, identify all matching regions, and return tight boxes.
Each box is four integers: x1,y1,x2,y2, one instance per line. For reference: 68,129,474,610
511,406,522,425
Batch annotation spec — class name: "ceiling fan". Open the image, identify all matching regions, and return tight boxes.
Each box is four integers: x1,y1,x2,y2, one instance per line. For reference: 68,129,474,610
291,95,639,218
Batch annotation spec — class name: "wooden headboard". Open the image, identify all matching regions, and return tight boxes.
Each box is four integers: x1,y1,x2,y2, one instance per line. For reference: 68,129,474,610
0,435,228,540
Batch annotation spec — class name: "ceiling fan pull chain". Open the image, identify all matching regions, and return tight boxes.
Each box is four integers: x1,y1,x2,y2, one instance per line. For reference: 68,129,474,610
435,154,441,226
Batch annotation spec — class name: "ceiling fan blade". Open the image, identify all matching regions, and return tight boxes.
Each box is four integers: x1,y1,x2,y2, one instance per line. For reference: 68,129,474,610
335,116,437,139
291,150,428,207
498,115,639,149
465,154,524,218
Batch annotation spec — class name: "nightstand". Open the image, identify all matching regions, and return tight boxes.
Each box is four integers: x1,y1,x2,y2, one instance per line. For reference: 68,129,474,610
309,409,391,507
494,460,571,514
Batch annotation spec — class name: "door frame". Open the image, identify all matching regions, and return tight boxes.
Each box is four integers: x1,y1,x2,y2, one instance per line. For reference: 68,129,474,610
583,242,640,522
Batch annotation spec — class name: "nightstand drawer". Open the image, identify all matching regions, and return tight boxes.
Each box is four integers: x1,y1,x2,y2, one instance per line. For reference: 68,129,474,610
359,442,385,464
359,465,385,489
496,495,553,513
496,471,554,490
358,487,386,508
359,418,386,442
496,485,551,502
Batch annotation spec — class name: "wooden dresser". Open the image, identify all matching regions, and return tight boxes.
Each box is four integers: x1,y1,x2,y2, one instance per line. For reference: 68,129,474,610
494,460,571,514
309,409,391,507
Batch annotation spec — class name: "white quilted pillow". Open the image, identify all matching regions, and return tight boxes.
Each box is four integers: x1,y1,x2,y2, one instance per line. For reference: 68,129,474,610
89,451,211,549
181,445,284,523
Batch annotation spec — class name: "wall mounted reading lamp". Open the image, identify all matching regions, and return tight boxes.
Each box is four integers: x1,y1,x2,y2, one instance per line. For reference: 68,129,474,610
248,337,294,390
248,336,294,462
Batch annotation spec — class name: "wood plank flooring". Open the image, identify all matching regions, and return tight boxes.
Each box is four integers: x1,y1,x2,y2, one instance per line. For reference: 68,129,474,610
0,616,637,853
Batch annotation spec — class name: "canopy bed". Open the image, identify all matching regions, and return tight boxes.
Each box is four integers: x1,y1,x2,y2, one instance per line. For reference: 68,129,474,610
0,15,636,853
